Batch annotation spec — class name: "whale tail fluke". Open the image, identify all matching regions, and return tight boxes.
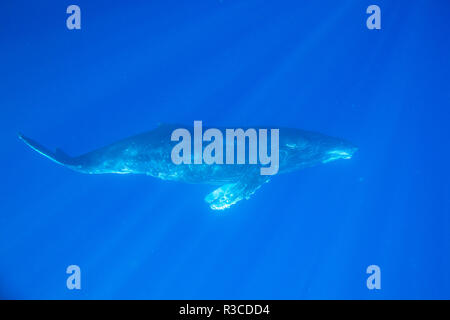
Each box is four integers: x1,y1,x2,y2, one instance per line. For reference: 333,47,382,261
18,133,75,167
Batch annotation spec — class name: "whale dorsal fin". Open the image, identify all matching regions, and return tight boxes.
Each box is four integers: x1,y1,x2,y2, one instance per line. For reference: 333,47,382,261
204,175,270,210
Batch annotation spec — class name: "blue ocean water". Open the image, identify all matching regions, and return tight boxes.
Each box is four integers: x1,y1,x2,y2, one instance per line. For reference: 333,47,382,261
0,0,449,299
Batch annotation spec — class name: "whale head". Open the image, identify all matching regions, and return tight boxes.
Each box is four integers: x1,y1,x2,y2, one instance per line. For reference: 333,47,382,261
280,129,357,170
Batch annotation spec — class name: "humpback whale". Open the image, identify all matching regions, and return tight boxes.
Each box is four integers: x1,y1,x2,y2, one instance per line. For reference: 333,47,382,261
19,124,357,210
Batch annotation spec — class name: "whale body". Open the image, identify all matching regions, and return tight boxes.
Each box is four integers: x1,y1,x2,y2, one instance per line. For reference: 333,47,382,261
19,124,357,210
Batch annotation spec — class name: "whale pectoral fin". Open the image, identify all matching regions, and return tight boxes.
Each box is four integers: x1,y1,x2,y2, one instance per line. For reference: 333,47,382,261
205,176,270,211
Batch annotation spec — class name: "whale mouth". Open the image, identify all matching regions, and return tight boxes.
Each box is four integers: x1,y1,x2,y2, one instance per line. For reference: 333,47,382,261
331,150,352,159
323,148,357,163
